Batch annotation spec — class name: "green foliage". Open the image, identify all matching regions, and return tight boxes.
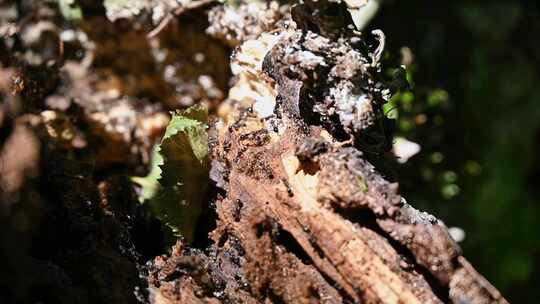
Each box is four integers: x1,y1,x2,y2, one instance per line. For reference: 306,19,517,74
131,145,163,202
103,0,144,12
133,106,209,243
375,1,540,300
57,0,82,20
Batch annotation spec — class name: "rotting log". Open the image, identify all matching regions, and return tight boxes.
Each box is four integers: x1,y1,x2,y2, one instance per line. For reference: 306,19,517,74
0,0,512,303
146,1,508,303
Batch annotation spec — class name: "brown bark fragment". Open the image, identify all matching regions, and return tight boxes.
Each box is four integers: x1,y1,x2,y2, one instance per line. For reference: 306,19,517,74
448,257,508,304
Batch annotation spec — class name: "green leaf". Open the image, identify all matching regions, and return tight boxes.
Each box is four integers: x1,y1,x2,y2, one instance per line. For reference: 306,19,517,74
57,0,83,20
133,105,209,243
131,144,163,202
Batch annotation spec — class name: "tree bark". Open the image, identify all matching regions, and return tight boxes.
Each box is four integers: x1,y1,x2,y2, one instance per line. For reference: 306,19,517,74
0,1,509,303
146,2,508,303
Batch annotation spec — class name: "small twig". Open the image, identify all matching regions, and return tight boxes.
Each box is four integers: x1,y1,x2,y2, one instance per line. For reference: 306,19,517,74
334,136,354,148
147,13,174,39
147,0,217,39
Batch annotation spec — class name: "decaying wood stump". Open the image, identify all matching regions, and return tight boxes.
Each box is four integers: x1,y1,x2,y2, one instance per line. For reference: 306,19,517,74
145,1,508,303
0,1,511,303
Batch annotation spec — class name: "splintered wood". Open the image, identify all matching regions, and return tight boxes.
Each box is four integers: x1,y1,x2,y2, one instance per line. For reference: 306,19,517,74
147,2,508,303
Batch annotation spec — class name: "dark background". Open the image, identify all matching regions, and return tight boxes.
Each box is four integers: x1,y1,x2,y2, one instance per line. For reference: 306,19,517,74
372,1,540,302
